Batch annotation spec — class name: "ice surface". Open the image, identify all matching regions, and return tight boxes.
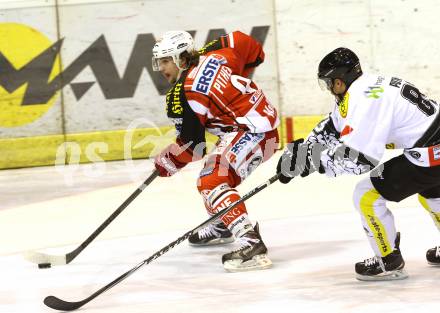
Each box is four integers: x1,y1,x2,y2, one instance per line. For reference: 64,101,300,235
1,152,439,313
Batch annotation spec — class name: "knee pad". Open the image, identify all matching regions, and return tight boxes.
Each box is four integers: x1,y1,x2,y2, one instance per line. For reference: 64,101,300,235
418,195,440,214
199,183,250,235
199,183,241,215
353,178,376,212
353,178,387,215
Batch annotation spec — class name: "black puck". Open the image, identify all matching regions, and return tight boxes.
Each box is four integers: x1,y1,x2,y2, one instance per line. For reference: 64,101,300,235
38,263,51,269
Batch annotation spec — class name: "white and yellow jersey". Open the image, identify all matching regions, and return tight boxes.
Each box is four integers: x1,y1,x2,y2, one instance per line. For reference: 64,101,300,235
308,73,440,176
331,73,439,160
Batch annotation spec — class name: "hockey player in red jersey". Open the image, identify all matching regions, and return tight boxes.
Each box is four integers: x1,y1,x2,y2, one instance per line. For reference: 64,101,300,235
152,30,279,272
276,47,440,281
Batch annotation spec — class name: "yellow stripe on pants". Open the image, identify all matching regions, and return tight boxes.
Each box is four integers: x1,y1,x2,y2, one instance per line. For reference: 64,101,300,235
418,195,440,228
360,189,392,256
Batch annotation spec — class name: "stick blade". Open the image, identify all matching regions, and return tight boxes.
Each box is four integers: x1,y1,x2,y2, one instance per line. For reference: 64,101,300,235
23,251,67,266
44,296,86,311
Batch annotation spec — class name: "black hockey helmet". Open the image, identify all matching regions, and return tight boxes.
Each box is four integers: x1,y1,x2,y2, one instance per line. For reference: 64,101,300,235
317,47,362,90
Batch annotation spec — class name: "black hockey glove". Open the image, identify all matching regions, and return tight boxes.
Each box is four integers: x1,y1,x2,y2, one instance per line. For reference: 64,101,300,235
276,138,326,184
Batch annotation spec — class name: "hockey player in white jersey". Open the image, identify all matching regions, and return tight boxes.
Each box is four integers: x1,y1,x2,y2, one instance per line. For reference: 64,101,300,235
276,47,440,281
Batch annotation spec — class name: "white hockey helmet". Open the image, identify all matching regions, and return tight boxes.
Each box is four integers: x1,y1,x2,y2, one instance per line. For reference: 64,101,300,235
152,30,195,71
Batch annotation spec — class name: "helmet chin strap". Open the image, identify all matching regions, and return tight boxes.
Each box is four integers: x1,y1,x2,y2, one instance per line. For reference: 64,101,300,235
176,68,185,82
335,93,345,103
336,87,352,105
173,55,189,82
330,79,348,103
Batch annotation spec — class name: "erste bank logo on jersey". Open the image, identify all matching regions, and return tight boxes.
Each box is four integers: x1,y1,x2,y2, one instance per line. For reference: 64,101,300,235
192,55,226,95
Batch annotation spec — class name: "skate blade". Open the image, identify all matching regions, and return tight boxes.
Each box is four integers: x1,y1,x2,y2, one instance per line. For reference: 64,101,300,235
223,254,272,273
189,237,235,247
427,261,440,266
356,269,409,281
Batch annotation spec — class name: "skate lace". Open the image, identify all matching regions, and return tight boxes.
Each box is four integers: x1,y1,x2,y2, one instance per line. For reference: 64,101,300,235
436,246,440,257
231,235,260,253
364,255,386,272
364,256,379,266
198,224,221,239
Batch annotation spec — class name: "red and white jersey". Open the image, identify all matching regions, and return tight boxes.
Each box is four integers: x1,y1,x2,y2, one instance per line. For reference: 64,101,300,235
183,31,279,136
165,31,279,165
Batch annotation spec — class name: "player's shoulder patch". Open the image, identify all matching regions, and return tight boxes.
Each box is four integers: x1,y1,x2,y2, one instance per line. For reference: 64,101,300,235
363,76,385,99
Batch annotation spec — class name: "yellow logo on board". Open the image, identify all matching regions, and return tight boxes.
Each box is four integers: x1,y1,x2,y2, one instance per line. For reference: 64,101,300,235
338,92,349,118
0,23,61,127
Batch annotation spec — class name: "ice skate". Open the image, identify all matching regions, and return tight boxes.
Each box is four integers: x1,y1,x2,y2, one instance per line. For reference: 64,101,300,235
426,246,440,265
355,232,408,281
188,221,234,246
222,222,272,272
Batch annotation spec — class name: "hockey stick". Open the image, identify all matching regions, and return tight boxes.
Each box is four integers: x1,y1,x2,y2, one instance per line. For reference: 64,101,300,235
24,170,160,267
43,173,280,311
